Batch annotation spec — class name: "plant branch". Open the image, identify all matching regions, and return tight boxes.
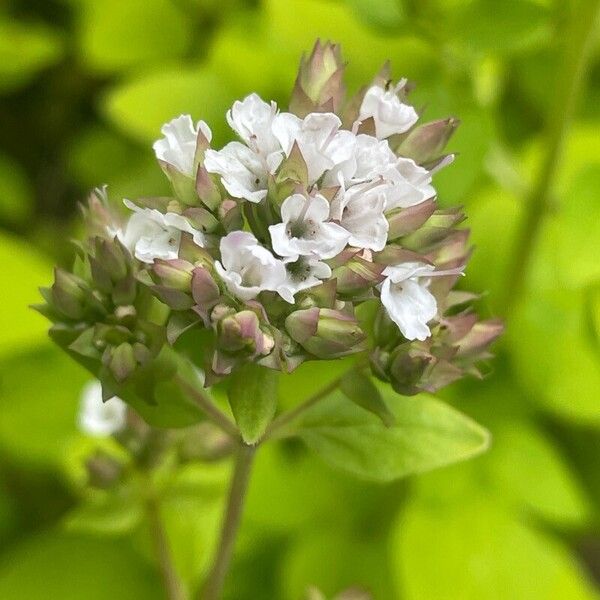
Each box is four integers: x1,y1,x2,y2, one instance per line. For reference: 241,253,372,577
262,376,342,442
202,442,256,600
503,0,600,314
175,375,239,438
146,496,188,600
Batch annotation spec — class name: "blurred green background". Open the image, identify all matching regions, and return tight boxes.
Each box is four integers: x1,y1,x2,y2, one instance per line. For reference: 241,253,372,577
1,0,599,598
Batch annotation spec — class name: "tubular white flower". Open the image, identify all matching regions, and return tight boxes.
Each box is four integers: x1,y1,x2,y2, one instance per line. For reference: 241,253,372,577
359,83,418,139
215,231,287,301
278,256,332,303
331,180,389,251
153,115,211,176
380,262,438,341
269,193,350,260
382,157,436,210
272,112,356,183
78,380,127,437
226,93,282,159
204,142,274,203
121,200,205,264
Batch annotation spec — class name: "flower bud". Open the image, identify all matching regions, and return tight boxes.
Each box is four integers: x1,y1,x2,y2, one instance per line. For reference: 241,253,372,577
333,256,385,298
153,259,194,291
191,266,221,312
195,166,221,211
386,198,437,240
285,307,366,358
388,343,433,396
289,40,346,116
51,268,87,319
217,310,274,357
401,207,465,252
396,118,459,164
106,342,137,383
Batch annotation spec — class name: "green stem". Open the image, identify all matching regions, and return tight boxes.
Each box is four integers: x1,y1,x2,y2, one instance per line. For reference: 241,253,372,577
146,497,188,600
503,0,600,314
202,443,256,600
175,375,239,438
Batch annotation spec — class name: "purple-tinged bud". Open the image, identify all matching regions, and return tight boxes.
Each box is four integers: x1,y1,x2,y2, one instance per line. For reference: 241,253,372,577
396,118,459,164
196,166,222,211
217,310,274,357
184,207,219,233
428,230,470,268
286,307,367,359
386,198,437,240
153,259,194,291
402,207,466,252
191,266,220,311
333,256,385,298
179,235,214,266
219,199,244,232
455,319,504,358
289,40,346,116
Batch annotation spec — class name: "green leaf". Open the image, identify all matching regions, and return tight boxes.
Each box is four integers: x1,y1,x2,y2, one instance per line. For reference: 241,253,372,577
281,529,394,600
0,153,34,226
78,0,191,73
487,422,591,526
346,0,405,32
393,497,598,600
339,371,395,427
65,488,143,536
0,20,63,92
0,531,162,599
228,364,278,444
509,288,600,427
0,345,88,467
452,0,550,54
291,385,490,481
0,232,52,359
102,67,235,146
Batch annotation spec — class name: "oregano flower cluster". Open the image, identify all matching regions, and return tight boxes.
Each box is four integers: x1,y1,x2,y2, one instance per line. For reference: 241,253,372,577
38,41,501,399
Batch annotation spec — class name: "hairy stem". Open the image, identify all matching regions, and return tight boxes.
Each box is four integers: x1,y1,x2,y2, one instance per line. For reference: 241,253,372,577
175,375,239,438
503,0,600,313
202,443,256,600
146,497,188,600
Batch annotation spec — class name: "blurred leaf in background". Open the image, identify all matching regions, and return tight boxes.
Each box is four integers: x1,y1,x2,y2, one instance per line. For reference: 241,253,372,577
0,0,599,598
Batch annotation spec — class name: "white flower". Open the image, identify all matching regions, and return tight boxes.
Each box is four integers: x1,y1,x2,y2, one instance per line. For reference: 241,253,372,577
278,256,332,303
359,83,418,139
331,180,389,251
153,115,211,176
272,112,355,183
324,135,434,210
121,200,205,264
227,93,282,159
380,262,438,341
204,142,276,203
382,157,436,210
269,193,350,260
215,231,287,301
78,381,127,437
